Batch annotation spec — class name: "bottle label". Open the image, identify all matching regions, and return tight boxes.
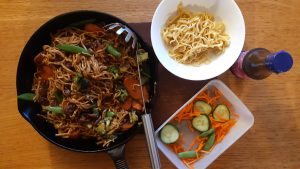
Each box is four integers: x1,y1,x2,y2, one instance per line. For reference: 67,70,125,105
230,51,249,79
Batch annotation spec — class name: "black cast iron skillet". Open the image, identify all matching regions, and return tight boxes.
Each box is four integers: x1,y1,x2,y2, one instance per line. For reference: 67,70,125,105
16,10,157,169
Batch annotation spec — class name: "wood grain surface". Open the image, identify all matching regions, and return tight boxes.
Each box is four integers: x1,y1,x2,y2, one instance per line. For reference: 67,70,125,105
1,0,300,169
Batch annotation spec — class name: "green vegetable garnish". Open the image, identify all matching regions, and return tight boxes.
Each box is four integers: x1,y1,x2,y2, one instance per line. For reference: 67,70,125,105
107,65,119,74
137,52,149,63
96,122,106,135
106,44,121,57
73,73,89,90
54,90,63,103
116,88,128,102
56,44,92,57
106,111,115,117
17,93,35,101
105,119,111,127
119,65,129,72
44,106,63,114
92,107,99,116
107,65,121,79
129,111,138,124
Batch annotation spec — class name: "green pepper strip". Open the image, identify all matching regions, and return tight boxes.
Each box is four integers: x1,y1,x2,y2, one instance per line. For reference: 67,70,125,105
44,106,63,114
106,44,121,57
56,44,92,57
17,93,35,101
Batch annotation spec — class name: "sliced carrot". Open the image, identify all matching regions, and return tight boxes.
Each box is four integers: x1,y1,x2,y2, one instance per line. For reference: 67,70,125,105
121,97,132,110
39,65,54,80
84,23,103,32
132,99,143,111
142,85,149,102
120,122,134,131
123,76,142,100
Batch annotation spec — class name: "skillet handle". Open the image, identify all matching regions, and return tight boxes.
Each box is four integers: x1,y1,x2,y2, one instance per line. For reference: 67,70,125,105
107,144,129,169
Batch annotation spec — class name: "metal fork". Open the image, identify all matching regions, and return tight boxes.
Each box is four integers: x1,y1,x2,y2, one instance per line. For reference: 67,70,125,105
105,23,161,169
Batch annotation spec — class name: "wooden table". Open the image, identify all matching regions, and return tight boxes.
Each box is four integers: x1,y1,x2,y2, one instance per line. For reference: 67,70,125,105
1,0,300,168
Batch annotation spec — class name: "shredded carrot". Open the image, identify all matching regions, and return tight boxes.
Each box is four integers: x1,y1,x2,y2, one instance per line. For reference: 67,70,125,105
187,120,195,132
187,137,198,150
231,110,240,118
167,88,238,168
195,141,205,152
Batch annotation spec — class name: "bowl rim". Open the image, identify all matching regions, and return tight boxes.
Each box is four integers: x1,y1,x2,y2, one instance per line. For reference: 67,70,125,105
150,0,246,81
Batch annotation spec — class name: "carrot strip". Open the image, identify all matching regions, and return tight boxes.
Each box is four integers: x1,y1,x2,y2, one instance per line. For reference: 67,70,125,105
187,120,195,132
188,137,198,150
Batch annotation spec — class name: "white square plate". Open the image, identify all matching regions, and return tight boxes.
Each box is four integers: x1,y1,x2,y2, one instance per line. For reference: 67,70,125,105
155,79,254,169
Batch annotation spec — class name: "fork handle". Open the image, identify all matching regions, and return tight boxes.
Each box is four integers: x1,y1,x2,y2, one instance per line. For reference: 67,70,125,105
107,144,129,169
142,113,161,169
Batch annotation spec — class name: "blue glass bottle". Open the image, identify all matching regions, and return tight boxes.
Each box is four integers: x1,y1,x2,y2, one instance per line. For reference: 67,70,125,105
231,48,293,80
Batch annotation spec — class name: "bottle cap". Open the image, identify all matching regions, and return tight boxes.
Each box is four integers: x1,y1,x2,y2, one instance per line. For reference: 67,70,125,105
266,51,293,73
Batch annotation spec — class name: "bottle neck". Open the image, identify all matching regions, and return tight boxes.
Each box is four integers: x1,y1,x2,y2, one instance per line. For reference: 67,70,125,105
265,53,278,73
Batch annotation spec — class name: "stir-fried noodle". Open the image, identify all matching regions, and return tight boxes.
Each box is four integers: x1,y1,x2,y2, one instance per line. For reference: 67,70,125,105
33,24,148,147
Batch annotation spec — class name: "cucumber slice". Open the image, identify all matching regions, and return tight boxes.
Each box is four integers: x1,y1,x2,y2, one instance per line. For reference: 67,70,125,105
193,101,212,115
202,131,215,151
213,104,230,122
192,115,210,132
160,124,179,144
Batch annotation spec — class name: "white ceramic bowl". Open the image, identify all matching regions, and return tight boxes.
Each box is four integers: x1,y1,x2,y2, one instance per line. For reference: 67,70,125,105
155,80,254,169
151,0,245,80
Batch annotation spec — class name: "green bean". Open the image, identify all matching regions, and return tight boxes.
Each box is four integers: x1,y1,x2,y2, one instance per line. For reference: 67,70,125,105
56,44,92,57
106,44,121,57
17,93,35,101
202,132,215,151
199,128,215,138
44,106,63,114
178,151,198,159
